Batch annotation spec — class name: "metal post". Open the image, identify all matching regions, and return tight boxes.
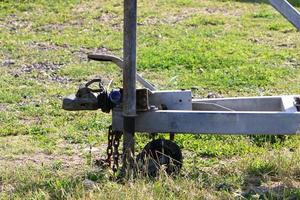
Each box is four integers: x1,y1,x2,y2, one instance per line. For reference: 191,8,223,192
122,0,137,177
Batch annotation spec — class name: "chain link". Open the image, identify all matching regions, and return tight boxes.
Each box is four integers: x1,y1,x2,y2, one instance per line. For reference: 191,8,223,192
103,125,122,172
106,126,114,167
112,131,122,172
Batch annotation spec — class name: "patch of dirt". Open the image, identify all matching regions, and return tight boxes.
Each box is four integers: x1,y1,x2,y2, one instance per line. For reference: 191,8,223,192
2,14,32,31
21,62,63,73
2,59,15,67
70,19,85,27
7,41,115,81
16,97,46,108
141,7,241,26
48,75,70,83
140,11,190,26
284,57,300,68
83,46,112,54
27,41,115,62
199,7,241,17
1,140,87,169
96,12,121,30
0,103,9,112
277,43,297,48
0,152,84,169
35,23,65,32
34,18,85,33
72,46,114,61
0,140,108,171
27,41,90,62
13,62,70,83
27,41,67,51
239,149,300,199
249,37,298,51
18,117,41,126
72,3,94,14
240,181,299,199
94,12,118,23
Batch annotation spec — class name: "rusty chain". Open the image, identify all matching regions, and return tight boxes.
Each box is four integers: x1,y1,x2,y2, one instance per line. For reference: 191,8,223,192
112,131,122,172
102,125,122,172
105,126,114,167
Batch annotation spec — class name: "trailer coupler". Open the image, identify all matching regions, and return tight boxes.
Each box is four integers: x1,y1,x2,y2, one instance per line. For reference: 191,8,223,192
62,79,121,113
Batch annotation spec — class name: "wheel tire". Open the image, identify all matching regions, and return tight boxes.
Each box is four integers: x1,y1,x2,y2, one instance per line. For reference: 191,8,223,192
136,139,182,177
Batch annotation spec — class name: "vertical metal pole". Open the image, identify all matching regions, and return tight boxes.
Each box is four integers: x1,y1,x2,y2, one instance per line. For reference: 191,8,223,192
123,0,137,177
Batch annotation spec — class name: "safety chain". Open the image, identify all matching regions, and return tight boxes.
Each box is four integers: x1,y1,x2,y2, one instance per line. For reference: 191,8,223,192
106,126,114,167
105,125,122,172
112,130,122,172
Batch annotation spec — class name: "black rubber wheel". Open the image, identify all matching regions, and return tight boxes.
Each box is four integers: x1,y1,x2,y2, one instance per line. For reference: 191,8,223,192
136,139,182,177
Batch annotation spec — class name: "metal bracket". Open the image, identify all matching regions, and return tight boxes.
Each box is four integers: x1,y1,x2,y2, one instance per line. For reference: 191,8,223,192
88,54,156,91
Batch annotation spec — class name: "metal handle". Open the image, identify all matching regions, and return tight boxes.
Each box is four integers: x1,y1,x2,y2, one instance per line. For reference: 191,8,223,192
88,54,124,68
88,54,156,91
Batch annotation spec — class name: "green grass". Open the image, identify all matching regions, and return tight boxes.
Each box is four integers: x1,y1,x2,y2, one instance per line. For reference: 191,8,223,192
1,0,300,199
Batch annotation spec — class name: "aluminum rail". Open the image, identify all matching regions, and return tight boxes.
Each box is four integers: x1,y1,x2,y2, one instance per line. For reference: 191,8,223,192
112,110,300,135
112,95,300,134
192,96,297,112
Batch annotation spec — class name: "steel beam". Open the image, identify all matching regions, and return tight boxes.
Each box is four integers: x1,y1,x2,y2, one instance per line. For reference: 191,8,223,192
122,0,137,176
113,110,300,135
113,95,300,134
123,0,137,117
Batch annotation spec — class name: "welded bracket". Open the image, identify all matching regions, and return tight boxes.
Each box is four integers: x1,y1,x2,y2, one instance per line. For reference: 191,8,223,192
88,54,156,91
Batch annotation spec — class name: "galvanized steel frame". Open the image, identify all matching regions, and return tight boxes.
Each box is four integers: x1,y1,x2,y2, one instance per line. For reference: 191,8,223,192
113,95,300,135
